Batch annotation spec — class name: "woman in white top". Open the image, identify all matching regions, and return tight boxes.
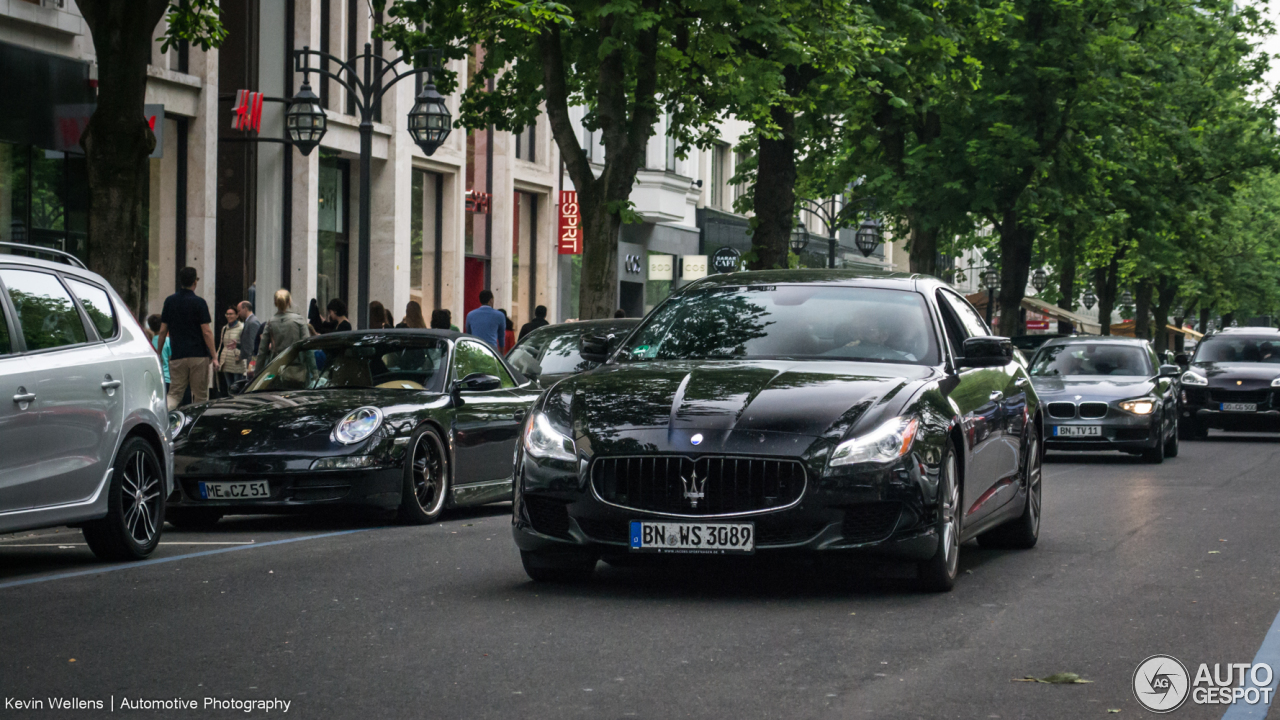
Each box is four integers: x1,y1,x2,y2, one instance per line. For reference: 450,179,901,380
218,306,247,393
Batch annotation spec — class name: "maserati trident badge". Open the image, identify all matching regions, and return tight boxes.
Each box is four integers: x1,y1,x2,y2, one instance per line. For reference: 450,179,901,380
681,470,706,508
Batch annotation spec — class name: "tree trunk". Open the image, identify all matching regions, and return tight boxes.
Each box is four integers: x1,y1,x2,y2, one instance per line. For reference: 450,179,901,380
1134,280,1153,340
1095,256,1119,336
1221,311,1235,330
576,191,620,319
748,104,796,271
1056,228,1078,334
1199,306,1211,334
906,212,938,276
1152,279,1177,354
75,0,169,311
995,211,1034,337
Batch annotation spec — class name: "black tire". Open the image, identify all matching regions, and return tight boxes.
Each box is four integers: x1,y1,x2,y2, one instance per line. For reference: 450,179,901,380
1164,416,1179,458
398,425,450,525
1142,429,1165,464
521,550,597,583
166,508,224,530
83,437,165,561
977,425,1042,550
918,442,961,593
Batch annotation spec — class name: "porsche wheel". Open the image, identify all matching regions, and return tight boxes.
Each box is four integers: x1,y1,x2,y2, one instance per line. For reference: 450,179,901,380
398,425,450,525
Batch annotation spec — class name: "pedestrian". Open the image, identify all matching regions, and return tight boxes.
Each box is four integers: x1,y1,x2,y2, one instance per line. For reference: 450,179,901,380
308,298,326,333
369,301,391,329
147,314,171,393
255,288,310,373
614,308,626,318
327,298,352,332
519,305,550,340
464,289,506,350
398,300,427,329
430,308,457,331
217,306,247,394
500,309,516,350
154,266,217,411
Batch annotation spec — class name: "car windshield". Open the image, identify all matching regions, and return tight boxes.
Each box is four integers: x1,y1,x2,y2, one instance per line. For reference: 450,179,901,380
245,335,450,393
1030,344,1153,376
508,326,598,377
1193,336,1280,364
618,285,939,365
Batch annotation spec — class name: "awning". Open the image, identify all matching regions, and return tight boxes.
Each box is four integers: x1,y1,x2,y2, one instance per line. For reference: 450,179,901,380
1109,321,1203,341
964,293,1102,335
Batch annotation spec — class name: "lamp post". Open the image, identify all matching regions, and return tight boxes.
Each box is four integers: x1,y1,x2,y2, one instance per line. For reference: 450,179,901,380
1031,268,1047,292
1082,289,1096,310
789,220,810,256
287,45,451,329
1119,289,1134,308
981,267,1000,326
795,195,878,269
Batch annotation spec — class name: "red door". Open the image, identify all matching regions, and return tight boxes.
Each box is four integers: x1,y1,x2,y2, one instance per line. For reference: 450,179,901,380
463,257,487,326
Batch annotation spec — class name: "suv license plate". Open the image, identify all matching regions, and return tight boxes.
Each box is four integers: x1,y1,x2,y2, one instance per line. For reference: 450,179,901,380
629,521,754,554
199,480,270,500
1054,425,1101,437
1221,403,1257,412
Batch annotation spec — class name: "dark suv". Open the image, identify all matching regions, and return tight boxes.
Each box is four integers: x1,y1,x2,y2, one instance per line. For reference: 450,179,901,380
1179,328,1280,437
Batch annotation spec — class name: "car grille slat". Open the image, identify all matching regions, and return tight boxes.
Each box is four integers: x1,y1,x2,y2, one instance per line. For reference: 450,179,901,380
841,502,902,543
1047,402,1076,419
1209,389,1272,405
591,455,806,516
1078,402,1109,419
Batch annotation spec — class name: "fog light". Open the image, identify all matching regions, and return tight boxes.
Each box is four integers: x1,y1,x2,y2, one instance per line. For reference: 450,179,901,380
311,456,377,470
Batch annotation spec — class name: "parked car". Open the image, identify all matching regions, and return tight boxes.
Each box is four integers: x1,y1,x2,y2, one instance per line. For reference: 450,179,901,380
1011,333,1067,353
0,243,171,560
1178,327,1280,437
506,318,639,387
167,330,541,527
513,269,1043,592
1028,336,1181,462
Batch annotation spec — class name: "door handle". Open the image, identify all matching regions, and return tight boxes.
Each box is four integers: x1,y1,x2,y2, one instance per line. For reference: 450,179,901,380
990,391,1004,403
13,391,36,406
101,380,122,390
1014,376,1029,388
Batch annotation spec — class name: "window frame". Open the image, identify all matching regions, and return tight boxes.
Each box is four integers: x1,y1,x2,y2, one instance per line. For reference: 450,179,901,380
450,338,516,388
63,275,120,343
0,264,99,356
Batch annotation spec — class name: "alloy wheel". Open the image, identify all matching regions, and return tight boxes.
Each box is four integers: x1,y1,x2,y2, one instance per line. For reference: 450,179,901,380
1026,435,1042,537
411,432,447,515
942,454,960,577
120,448,161,544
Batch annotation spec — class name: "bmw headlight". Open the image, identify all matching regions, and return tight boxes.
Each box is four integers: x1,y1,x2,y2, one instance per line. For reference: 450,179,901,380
168,411,189,439
1181,371,1207,386
1119,397,1157,415
524,412,576,463
333,407,384,445
830,416,919,467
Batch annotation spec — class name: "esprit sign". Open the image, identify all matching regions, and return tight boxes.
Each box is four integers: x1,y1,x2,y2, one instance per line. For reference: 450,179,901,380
558,191,581,255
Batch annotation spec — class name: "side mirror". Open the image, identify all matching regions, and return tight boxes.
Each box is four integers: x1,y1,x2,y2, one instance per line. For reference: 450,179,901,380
957,336,1015,368
456,373,503,392
1174,353,1191,366
1159,364,1181,378
229,379,249,394
579,334,611,364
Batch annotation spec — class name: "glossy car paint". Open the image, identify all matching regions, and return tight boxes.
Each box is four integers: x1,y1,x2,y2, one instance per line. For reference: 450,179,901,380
1181,330,1280,433
0,255,171,534
512,269,1043,564
506,318,640,388
1029,337,1178,453
169,330,541,514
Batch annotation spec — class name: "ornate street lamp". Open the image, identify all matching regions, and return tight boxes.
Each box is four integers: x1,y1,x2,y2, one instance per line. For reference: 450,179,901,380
1120,289,1134,307
1082,289,1097,310
854,221,882,258
981,267,1001,290
408,81,452,155
1031,268,1048,292
795,195,876,269
284,79,327,156
789,220,810,255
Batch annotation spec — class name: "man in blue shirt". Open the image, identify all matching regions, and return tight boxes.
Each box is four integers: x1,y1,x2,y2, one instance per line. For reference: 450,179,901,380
464,289,506,351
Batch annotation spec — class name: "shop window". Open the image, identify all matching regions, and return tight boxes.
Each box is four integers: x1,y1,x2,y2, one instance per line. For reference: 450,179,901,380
711,144,727,209
317,158,350,314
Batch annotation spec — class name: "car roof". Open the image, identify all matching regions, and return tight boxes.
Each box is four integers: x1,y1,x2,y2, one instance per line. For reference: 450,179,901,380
1038,335,1152,349
688,268,940,292
0,248,106,285
313,328,466,341
1209,327,1280,336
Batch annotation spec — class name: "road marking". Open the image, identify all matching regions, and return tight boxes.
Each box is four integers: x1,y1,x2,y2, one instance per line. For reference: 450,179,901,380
0,529,373,591
0,542,257,547
1222,607,1280,719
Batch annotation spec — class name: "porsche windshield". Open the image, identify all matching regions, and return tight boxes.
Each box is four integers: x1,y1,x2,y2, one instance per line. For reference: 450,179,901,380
1193,336,1280,364
245,336,450,392
1030,344,1153,377
619,285,939,365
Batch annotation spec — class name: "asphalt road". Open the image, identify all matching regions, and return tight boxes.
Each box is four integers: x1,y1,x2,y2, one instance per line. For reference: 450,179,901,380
3,432,1280,719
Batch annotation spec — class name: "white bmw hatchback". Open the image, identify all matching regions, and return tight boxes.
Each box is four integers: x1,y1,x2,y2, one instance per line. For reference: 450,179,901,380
0,244,172,560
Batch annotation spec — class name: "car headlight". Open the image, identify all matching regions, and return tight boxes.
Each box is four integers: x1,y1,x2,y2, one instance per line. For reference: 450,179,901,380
333,407,384,445
1181,371,1207,386
830,416,919,467
168,410,189,439
1119,397,1157,415
1272,377,1280,388
524,412,576,463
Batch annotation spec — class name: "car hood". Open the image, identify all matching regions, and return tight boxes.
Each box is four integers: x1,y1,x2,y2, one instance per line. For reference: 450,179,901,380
1030,375,1155,401
1192,362,1280,385
547,359,934,454
178,388,436,455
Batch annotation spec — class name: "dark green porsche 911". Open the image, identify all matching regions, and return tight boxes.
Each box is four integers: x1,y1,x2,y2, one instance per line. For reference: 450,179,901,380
165,330,541,528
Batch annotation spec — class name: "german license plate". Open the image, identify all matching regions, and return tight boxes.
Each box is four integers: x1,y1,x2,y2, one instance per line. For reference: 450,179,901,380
199,480,269,500
1221,403,1257,412
1054,425,1101,437
629,521,754,554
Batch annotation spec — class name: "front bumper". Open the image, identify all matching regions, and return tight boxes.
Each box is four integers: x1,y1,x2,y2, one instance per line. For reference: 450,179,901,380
168,466,403,511
1183,387,1280,431
1042,405,1158,452
512,453,942,562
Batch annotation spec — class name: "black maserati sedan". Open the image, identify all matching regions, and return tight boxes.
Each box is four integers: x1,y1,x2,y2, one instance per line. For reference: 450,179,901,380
512,270,1044,592
1028,337,1181,462
166,330,540,528
1179,328,1280,437
506,318,639,387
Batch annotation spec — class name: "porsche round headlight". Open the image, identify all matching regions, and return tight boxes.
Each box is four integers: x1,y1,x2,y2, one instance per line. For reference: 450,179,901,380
1119,398,1156,415
333,407,384,445
168,410,188,439
830,416,919,467
1271,377,1280,388
1181,371,1207,386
